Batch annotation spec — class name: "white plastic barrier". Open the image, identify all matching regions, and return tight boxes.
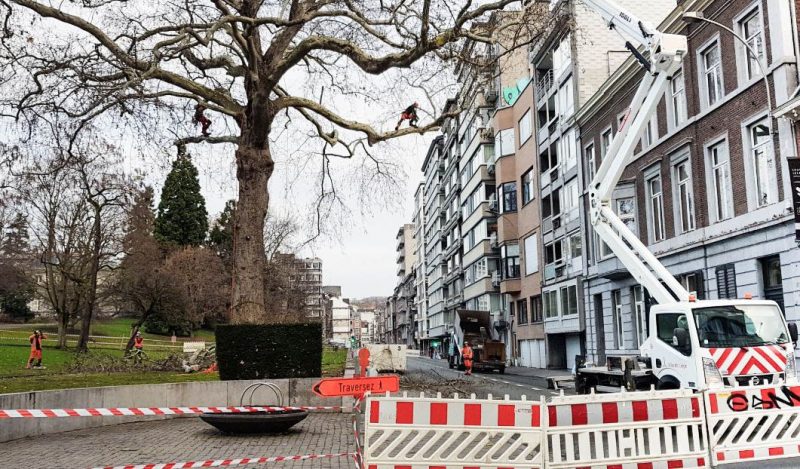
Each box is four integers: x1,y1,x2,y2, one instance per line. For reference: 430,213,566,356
705,383,800,465
546,389,708,468
364,392,545,468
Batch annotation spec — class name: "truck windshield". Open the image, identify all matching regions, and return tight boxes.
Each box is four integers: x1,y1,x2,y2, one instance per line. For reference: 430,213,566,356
693,305,789,348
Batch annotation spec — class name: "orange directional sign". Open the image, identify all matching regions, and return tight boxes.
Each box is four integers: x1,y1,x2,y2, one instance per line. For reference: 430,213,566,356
312,375,399,397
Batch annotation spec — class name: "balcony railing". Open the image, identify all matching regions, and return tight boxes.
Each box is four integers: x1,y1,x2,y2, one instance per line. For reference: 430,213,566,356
535,69,554,98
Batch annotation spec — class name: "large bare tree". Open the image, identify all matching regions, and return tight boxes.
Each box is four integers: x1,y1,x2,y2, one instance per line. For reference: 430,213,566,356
1,0,548,323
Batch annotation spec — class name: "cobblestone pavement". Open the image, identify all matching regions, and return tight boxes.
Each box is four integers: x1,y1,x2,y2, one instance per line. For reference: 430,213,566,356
0,413,356,469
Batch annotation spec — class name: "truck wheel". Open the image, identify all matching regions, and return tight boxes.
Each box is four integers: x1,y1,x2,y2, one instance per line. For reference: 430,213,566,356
499,366,506,374
656,377,680,390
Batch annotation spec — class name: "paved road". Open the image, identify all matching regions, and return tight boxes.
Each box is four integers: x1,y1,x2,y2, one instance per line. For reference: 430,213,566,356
0,413,354,469
406,356,566,400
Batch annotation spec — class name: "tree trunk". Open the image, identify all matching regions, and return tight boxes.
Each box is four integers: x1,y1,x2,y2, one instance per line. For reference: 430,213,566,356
77,205,102,351
230,145,274,324
125,313,149,352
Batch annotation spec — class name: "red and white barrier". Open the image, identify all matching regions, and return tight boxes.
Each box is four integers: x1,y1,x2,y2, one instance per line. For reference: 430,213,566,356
364,392,545,468
0,405,340,419
705,383,800,465
93,452,354,469
546,389,707,469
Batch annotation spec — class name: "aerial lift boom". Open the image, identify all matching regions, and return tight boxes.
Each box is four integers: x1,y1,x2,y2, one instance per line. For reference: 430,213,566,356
581,0,690,304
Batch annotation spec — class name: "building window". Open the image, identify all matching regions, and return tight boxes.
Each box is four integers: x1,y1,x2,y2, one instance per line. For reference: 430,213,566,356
706,140,733,222
519,110,532,146
646,172,666,242
521,169,534,205
673,160,695,233
747,118,776,207
524,234,538,275
641,116,658,149
560,129,578,171
560,285,578,316
517,299,529,325
669,69,687,128
760,256,784,311
700,41,723,107
557,76,575,119
617,197,637,235
499,182,517,213
716,263,736,299
585,143,596,182
738,8,765,80
495,128,515,157
568,233,582,262
544,290,559,319
612,290,624,349
601,128,613,160
502,244,520,279
678,271,705,299
631,286,647,347
531,295,543,323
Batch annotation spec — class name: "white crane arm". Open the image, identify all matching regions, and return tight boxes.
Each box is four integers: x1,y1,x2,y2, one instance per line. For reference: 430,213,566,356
582,0,690,304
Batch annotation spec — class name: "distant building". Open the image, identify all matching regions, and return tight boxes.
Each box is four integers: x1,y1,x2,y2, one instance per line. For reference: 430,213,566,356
330,296,352,346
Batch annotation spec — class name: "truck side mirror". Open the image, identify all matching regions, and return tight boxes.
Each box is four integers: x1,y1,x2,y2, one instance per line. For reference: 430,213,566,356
673,328,690,351
789,323,798,344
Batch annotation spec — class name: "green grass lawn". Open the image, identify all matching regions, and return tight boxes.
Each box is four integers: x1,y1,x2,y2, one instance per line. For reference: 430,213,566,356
0,340,346,393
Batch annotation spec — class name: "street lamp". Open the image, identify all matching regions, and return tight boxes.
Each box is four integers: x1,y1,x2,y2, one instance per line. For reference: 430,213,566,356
682,11,773,120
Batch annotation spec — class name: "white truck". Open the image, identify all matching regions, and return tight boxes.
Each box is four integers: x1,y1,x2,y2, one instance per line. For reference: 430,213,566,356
575,0,798,393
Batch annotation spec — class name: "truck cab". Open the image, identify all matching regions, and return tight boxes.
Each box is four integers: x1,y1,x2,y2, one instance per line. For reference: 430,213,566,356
644,299,797,390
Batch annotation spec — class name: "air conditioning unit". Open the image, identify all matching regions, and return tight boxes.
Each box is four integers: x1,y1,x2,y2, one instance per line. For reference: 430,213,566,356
490,232,498,247
488,194,498,210
491,272,501,287
487,162,496,175
485,87,498,103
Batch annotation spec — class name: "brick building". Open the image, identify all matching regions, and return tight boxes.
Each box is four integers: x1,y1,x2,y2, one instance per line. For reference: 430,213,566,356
577,0,800,364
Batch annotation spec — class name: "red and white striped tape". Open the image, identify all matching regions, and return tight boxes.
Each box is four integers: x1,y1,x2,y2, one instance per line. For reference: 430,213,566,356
93,452,354,469
547,396,701,427
0,405,340,419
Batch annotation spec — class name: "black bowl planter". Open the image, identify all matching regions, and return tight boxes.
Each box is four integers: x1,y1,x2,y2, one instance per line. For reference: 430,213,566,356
215,323,323,380
200,410,308,434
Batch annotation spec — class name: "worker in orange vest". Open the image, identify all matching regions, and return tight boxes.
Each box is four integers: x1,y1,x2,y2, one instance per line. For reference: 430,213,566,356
26,330,47,369
134,332,144,350
461,341,474,376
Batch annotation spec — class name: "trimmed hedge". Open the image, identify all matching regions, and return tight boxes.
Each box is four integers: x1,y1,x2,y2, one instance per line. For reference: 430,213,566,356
215,323,322,380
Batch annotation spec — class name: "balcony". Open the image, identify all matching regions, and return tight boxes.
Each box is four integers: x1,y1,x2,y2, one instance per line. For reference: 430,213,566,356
535,69,554,100
444,265,462,282
543,261,566,282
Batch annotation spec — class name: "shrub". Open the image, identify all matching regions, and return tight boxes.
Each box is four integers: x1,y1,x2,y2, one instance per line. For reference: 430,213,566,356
215,323,322,380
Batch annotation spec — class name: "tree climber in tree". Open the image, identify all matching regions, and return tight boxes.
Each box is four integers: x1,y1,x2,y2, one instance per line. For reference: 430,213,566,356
193,104,212,137
395,102,419,131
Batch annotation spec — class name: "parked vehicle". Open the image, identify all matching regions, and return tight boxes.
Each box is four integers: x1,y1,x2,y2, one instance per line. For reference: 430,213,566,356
449,310,506,374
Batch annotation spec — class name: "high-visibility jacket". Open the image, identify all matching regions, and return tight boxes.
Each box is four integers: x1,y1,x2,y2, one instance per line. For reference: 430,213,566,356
134,337,144,349
29,334,44,351
461,346,474,362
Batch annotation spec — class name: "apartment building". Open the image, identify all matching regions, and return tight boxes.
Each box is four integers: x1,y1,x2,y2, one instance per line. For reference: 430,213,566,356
530,0,675,369
330,296,352,346
577,0,800,364
420,136,447,353
388,224,417,346
493,81,547,367
413,183,429,348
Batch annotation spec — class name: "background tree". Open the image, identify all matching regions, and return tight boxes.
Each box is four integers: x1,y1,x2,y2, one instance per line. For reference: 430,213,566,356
154,154,208,247
1,0,550,325
163,247,229,330
116,186,182,350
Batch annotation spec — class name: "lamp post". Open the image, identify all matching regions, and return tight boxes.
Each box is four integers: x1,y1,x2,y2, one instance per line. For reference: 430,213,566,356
682,11,773,120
